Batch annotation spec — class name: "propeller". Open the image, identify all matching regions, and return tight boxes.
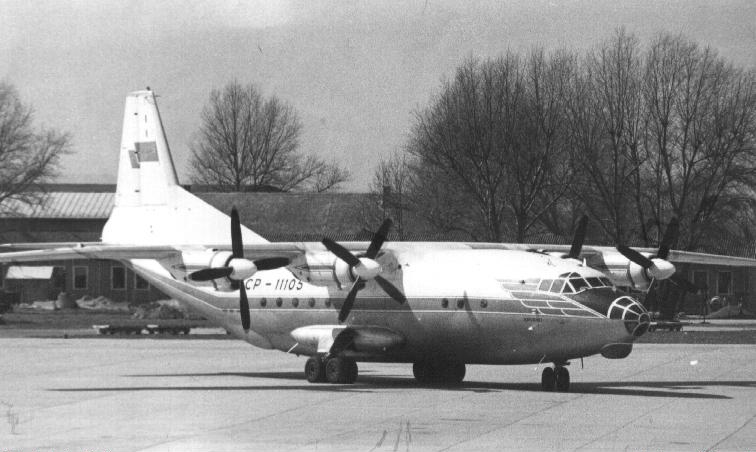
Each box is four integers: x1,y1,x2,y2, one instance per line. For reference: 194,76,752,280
566,215,588,260
322,218,406,323
187,207,290,330
616,217,697,291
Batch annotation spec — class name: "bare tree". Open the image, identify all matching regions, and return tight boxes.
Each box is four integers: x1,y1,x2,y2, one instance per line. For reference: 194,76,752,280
190,81,349,192
642,34,756,249
0,83,68,213
565,29,647,244
402,54,570,242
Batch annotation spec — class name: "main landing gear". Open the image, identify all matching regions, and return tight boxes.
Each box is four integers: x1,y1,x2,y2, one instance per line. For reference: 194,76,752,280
305,354,358,384
541,364,570,392
412,360,466,385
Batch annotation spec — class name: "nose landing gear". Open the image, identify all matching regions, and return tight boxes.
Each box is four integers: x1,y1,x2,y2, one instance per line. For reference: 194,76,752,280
541,364,570,392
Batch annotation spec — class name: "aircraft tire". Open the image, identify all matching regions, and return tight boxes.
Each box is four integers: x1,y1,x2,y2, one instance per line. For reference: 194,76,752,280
412,361,432,384
541,367,555,391
305,356,325,383
441,361,465,385
555,366,570,392
345,360,358,384
325,357,356,384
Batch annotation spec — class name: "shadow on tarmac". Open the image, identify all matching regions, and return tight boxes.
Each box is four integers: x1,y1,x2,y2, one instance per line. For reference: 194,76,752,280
49,370,753,399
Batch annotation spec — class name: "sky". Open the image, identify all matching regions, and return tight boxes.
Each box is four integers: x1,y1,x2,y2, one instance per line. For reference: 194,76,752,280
1,0,755,191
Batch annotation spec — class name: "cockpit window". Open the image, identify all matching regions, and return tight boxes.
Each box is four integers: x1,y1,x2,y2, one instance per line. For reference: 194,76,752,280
549,279,565,293
537,273,611,294
586,277,602,287
570,278,590,292
539,279,553,291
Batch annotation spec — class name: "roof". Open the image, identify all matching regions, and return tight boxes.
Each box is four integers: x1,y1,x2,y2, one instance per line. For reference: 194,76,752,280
1,192,114,219
195,192,373,240
0,189,376,241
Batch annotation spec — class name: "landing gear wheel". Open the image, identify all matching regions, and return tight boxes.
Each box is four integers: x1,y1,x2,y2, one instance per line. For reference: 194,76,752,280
541,367,555,391
413,361,432,384
554,366,570,392
305,355,325,383
413,360,465,385
324,357,358,384
441,361,466,385
346,360,358,384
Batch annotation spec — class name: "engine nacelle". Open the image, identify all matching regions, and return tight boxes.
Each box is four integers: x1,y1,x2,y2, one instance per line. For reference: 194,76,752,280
625,261,652,291
174,250,235,291
290,251,356,288
600,252,676,290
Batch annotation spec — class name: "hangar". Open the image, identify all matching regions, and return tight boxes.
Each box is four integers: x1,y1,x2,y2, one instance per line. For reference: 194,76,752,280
0,184,753,315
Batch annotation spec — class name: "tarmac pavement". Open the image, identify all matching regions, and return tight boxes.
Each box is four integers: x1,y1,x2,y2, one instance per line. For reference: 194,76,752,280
1,338,755,451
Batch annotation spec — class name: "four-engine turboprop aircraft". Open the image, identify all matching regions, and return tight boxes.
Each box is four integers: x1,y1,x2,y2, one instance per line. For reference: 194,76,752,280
3,90,756,391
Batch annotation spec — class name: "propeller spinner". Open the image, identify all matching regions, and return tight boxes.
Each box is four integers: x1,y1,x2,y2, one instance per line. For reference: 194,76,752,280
322,218,406,323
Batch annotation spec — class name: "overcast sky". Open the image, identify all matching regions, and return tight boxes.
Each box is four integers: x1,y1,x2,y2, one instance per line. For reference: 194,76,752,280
2,0,754,191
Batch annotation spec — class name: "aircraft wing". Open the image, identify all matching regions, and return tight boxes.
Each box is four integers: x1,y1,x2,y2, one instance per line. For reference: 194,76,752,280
501,243,756,267
0,244,183,262
0,242,317,263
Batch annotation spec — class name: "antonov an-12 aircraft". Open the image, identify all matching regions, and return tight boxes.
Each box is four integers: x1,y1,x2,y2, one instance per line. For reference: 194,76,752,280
3,90,755,391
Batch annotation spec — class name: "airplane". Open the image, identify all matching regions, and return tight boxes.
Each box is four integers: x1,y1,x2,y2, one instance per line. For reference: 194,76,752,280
2,89,755,392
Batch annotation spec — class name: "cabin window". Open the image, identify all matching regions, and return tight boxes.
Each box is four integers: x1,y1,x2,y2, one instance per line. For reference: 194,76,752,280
308,298,315,307
324,299,332,307
111,266,126,290
260,298,267,307
275,297,283,307
441,298,449,308
292,298,299,308
480,299,488,308
135,273,149,290
456,299,465,309
73,266,88,289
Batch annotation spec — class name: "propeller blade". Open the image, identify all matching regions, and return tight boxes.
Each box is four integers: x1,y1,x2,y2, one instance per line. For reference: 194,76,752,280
338,279,365,323
671,274,699,293
231,207,244,259
617,245,654,269
253,257,290,271
375,275,407,304
567,215,588,259
322,238,361,267
239,283,250,330
189,267,233,281
657,217,679,260
365,218,393,259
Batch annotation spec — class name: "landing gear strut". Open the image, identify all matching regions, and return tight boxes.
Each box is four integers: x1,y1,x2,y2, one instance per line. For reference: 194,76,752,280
305,355,358,384
412,360,466,385
541,364,570,392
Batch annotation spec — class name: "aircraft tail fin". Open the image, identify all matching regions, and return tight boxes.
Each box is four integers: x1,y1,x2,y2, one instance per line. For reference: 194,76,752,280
114,89,179,208
102,89,268,246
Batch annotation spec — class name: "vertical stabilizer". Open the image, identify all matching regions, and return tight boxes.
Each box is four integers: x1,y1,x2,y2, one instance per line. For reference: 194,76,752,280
103,90,268,246
116,89,179,207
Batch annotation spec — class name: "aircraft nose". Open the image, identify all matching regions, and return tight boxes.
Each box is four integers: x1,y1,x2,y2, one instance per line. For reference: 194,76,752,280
607,296,650,337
